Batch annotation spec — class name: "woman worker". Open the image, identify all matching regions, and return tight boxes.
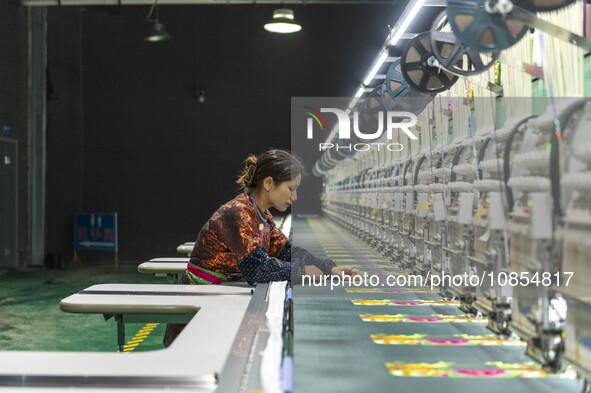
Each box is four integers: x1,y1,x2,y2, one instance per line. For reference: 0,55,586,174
164,149,360,346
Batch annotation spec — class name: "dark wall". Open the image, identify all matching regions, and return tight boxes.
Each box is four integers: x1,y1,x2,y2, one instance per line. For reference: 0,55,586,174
45,3,404,262
0,1,30,267
46,7,84,266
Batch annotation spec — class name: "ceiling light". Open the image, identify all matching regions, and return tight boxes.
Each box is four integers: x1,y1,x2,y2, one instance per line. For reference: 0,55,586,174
363,50,389,86
145,0,171,42
389,0,426,45
145,22,171,42
348,87,366,109
264,8,302,34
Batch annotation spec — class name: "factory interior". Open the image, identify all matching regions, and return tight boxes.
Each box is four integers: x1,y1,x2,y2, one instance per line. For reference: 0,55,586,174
1,0,591,392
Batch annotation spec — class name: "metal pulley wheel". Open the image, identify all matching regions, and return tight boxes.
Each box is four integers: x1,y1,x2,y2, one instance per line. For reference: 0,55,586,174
447,0,529,52
400,31,459,94
383,58,435,113
357,85,386,138
429,11,501,76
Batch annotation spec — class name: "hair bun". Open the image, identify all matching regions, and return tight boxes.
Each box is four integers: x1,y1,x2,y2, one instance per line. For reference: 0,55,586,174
236,149,302,193
243,155,258,187
245,156,258,168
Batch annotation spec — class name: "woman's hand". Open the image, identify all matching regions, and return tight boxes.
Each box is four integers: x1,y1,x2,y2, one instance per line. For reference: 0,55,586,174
330,265,361,278
305,265,325,279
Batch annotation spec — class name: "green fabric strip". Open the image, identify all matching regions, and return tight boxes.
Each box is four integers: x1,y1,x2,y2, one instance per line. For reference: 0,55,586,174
186,265,228,285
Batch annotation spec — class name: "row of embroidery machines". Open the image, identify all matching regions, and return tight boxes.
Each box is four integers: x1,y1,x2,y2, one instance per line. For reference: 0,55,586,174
319,95,591,388
311,1,591,388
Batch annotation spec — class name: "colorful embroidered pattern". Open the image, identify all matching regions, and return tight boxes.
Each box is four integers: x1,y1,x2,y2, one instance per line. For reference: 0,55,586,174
352,299,460,306
372,334,524,346
360,314,488,323
385,361,577,378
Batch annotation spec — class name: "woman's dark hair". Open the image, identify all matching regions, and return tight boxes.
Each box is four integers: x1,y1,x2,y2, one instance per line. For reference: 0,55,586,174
237,149,305,193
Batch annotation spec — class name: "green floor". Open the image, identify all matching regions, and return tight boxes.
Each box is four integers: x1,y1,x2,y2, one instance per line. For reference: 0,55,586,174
0,265,175,353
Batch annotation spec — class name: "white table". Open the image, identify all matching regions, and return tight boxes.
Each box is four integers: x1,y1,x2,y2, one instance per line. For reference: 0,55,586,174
0,283,255,392
176,242,195,255
137,261,187,280
59,283,252,351
147,257,190,263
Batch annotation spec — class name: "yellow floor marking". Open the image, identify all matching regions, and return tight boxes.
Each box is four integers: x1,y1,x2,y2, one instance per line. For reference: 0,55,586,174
0,297,15,306
122,323,160,352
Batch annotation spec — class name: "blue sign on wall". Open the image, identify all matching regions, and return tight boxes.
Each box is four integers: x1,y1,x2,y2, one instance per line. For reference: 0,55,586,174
74,212,118,251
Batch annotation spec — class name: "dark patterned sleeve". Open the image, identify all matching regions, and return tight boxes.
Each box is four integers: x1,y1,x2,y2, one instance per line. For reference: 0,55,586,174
238,242,337,285
277,243,336,275
237,246,305,285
